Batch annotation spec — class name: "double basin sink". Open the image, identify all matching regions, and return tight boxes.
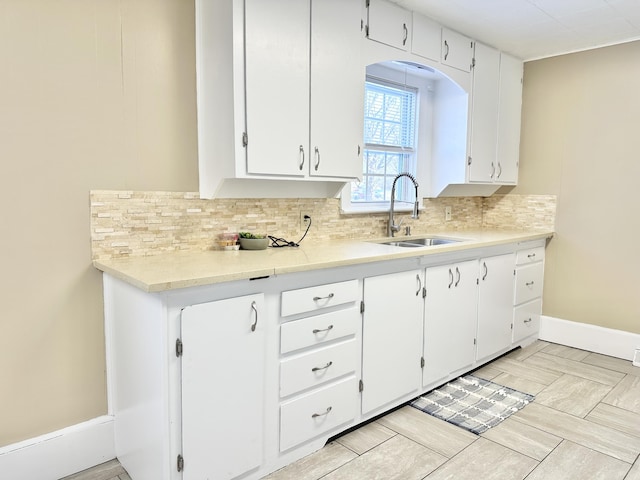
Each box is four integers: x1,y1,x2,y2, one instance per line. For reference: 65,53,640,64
372,237,463,248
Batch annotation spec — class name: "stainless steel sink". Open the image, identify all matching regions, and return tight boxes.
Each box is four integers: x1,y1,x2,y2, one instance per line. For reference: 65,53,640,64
376,237,462,248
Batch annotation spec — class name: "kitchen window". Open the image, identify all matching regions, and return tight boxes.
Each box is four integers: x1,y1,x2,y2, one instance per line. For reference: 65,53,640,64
342,62,432,214
353,78,418,204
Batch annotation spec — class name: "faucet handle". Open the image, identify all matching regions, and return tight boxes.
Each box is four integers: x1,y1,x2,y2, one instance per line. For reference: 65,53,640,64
404,225,411,236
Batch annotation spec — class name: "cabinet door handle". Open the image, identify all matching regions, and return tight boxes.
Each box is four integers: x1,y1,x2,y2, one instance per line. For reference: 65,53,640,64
313,293,334,302
455,267,461,287
524,318,532,323
299,145,305,171
490,162,495,179
311,361,333,372
416,274,422,296
250,301,258,332
448,268,454,289
444,40,449,60
526,281,535,287
402,23,408,46
497,162,502,179
314,146,320,171
482,262,488,281
312,406,332,418
312,325,334,334
527,253,536,259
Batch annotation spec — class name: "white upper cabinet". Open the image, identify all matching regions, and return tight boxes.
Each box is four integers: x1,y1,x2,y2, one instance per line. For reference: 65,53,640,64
196,0,363,198
468,46,523,185
468,43,501,183
366,0,412,51
411,12,441,62
310,0,364,179
245,0,310,177
496,53,524,184
246,0,363,179
441,28,473,72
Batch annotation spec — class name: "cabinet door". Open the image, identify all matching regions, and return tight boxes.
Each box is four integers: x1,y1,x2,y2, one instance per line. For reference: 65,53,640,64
245,0,310,176
496,53,523,184
411,12,441,61
362,270,423,415
468,43,500,183
423,261,478,386
366,0,411,51
310,0,363,179
441,28,473,72
477,254,515,361
181,294,265,480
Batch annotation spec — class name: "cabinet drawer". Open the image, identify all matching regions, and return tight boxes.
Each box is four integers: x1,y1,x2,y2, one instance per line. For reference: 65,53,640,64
516,246,545,265
281,307,359,354
513,298,542,343
280,340,358,397
281,280,359,317
280,376,357,452
514,263,544,304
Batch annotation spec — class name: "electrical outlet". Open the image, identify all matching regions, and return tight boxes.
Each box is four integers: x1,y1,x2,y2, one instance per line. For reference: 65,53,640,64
633,347,640,367
300,212,311,229
445,206,452,221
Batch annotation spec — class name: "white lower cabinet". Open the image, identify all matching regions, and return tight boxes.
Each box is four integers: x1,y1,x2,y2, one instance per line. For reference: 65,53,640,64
513,244,545,343
181,294,265,480
513,298,542,343
280,339,358,398
103,239,547,480
423,261,478,386
361,270,424,415
279,279,361,451
476,254,516,361
280,376,358,451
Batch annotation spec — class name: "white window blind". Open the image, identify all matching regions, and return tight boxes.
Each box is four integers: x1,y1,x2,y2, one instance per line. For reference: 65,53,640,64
352,77,418,204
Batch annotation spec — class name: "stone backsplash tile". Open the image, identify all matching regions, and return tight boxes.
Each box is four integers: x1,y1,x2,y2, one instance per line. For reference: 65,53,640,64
482,194,556,231
90,191,555,260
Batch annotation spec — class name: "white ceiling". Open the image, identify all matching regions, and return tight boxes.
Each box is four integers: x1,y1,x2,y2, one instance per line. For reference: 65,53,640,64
390,0,640,60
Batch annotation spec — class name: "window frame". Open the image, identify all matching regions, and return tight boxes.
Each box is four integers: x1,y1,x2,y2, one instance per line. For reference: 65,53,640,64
355,76,418,205
341,62,434,214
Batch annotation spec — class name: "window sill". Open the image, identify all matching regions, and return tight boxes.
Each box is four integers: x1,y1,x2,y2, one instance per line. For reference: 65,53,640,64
340,204,418,215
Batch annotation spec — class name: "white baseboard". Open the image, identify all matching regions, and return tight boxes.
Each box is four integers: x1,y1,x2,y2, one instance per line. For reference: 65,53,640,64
0,415,115,480
540,315,640,361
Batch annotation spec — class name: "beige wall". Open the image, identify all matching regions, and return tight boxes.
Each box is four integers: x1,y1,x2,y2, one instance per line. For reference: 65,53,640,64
0,1,198,446
513,41,640,335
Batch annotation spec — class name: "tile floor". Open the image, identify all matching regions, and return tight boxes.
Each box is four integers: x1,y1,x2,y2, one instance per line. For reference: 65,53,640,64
64,341,640,480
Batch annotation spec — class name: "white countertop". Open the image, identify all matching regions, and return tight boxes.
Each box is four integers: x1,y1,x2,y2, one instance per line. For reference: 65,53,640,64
93,229,553,293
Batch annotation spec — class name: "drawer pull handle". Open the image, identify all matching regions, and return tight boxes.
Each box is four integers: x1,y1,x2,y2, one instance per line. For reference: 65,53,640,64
313,293,335,302
524,318,532,323
312,325,334,334
312,406,332,418
311,361,333,372
250,301,258,332
527,253,536,258
526,281,535,287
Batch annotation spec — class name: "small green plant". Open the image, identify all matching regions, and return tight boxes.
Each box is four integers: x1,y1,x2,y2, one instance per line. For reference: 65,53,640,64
239,232,265,239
